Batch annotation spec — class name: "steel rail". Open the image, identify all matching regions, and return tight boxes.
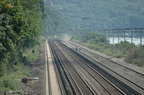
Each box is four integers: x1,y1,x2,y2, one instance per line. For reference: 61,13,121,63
83,47,144,79
45,42,52,95
52,40,96,95
74,47,144,92
57,41,125,95
49,40,76,95
65,49,124,94
69,41,144,79
55,50,84,95
48,40,66,95
69,46,142,95
51,41,86,95
63,41,144,90
60,41,142,95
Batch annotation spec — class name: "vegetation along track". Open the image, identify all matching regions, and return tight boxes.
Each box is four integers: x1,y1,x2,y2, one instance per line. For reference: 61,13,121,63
62,41,144,94
49,40,96,95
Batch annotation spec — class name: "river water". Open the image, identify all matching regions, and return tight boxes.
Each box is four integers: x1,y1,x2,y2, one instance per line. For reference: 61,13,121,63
108,37,144,45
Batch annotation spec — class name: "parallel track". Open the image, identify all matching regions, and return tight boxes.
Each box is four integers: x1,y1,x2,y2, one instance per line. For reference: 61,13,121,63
68,41,144,79
56,41,126,95
48,39,143,95
64,41,144,95
49,40,96,95
49,40,76,95
60,40,143,95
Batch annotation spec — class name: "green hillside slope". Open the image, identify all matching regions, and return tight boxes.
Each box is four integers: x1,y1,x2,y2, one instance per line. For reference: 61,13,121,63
48,0,144,30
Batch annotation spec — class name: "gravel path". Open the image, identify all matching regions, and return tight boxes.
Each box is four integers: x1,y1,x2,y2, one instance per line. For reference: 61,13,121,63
30,42,46,95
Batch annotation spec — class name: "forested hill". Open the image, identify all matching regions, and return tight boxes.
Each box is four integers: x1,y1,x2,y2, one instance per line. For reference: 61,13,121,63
50,0,144,30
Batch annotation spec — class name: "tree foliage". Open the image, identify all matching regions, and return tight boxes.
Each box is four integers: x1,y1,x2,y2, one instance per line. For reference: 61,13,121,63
42,6,74,37
71,32,108,44
50,0,144,30
0,0,44,76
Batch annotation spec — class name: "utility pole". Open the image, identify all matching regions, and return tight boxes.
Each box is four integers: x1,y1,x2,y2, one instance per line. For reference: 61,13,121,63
124,29,126,42
118,30,120,44
113,29,114,45
140,28,142,46
131,29,133,44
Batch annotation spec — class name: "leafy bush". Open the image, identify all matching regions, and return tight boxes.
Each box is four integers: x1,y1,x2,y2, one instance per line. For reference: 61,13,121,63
115,41,135,50
0,76,16,91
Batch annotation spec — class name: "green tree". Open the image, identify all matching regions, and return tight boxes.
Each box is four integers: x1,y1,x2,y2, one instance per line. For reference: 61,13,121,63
0,0,44,76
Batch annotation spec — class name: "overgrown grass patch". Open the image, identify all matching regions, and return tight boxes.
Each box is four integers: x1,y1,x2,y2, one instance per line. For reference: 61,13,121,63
23,44,41,65
0,64,29,92
125,48,144,67
83,43,144,67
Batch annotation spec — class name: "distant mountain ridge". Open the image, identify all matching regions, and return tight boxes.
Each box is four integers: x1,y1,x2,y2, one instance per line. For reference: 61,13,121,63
51,0,144,30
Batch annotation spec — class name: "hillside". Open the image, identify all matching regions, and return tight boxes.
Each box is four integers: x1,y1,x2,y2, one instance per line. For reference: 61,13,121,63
49,0,144,31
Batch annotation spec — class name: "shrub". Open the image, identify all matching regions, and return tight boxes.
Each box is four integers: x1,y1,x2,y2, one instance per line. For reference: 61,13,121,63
0,76,16,91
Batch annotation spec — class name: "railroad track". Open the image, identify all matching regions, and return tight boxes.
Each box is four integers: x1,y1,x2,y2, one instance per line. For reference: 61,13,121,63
47,39,144,95
49,40,96,95
61,40,144,94
49,40,76,95
59,40,143,94
67,41,144,79
56,41,126,95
